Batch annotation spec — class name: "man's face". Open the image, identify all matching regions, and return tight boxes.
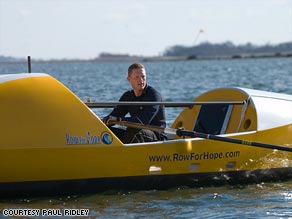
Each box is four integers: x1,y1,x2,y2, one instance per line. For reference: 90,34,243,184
127,68,147,93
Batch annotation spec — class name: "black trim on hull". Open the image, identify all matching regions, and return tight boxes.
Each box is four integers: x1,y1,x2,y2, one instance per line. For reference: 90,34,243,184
1,168,291,199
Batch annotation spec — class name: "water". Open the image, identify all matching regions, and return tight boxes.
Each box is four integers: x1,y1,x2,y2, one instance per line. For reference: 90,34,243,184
0,57,292,218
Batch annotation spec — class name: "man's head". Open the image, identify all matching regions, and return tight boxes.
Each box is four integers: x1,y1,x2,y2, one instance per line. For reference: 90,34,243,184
127,63,147,96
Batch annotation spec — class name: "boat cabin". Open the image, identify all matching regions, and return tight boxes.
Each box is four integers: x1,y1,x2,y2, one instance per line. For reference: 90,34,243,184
172,87,292,135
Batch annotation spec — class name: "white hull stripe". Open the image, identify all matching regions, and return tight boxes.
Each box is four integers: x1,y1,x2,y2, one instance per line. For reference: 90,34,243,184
0,73,48,84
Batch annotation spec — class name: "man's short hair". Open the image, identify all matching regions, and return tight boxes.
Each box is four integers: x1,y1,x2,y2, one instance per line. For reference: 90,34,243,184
128,63,145,77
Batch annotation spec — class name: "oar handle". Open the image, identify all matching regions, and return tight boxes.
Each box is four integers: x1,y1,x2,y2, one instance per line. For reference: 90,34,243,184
107,119,177,135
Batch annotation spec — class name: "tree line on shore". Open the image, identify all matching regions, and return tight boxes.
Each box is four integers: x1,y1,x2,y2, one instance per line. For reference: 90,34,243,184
162,41,292,58
1,41,292,63
98,41,292,60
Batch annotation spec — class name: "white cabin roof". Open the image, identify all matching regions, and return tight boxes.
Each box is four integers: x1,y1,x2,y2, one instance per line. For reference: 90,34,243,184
236,87,292,131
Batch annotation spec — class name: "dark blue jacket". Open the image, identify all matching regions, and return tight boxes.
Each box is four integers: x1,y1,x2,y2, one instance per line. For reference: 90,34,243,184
108,85,166,128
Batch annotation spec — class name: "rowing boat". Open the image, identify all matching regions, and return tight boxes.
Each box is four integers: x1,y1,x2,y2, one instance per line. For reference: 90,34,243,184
0,73,291,198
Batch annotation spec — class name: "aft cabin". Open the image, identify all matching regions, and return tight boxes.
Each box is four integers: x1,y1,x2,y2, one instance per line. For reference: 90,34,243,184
0,73,124,148
171,87,292,135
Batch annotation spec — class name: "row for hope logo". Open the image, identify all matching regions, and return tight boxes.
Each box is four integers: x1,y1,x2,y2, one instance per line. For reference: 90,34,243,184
66,131,113,145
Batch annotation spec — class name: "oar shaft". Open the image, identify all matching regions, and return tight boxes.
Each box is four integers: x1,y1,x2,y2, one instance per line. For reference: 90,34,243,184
108,120,292,152
86,101,245,108
176,129,292,152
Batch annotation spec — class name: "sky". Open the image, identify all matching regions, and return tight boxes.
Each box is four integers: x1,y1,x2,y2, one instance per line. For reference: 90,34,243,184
0,0,292,60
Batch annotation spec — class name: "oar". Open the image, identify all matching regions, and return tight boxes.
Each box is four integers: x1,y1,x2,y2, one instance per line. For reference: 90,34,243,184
108,120,292,152
108,119,177,134
86,101,245,108
176,128,292,152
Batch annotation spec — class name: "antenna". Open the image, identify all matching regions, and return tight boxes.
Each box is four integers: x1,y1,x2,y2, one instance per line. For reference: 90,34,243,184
27,56,31,73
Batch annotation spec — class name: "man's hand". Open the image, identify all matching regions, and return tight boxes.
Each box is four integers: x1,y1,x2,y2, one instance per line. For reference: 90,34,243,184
102,116,121,126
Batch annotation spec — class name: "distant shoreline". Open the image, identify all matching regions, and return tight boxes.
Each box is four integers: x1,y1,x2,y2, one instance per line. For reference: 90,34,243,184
0,52,291,65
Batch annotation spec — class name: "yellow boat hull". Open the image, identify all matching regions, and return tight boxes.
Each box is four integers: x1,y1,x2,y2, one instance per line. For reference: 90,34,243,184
0,73,291,198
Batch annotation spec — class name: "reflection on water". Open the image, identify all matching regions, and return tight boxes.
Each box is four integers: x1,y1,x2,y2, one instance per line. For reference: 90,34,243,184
0,182,291,218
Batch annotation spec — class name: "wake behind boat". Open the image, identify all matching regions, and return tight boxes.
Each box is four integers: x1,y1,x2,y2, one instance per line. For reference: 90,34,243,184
0,73,291,198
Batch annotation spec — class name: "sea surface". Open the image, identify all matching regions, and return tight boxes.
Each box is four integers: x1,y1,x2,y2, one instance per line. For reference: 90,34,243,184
0,57,291,218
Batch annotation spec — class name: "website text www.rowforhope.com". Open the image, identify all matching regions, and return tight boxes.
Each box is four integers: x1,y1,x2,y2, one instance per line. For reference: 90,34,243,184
149,151,240,162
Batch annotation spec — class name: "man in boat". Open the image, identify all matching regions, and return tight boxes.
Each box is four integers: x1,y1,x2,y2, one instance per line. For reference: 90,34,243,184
102,63,166,143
